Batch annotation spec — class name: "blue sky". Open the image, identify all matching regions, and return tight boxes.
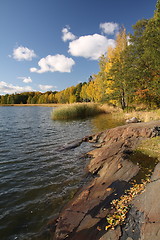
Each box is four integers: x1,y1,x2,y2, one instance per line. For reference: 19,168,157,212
0,0,157,94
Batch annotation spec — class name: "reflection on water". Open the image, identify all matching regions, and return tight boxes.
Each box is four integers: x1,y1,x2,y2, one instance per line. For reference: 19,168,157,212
0,107,124,240
91,113,125,132
129,151,158,183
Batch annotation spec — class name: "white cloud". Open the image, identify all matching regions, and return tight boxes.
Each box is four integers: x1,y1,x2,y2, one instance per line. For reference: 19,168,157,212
0,81,34,94
68,34,115,60
100,22,119,35
18,77,32,83
30,54,75,73
127,35,131,45
12,46,37,61
62,26,76,42
39,84,56,91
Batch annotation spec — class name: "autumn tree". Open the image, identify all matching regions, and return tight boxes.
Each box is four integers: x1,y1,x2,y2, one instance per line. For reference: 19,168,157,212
141,0,160,106
107,28,130,109
123,0,160,107
80,82,90,102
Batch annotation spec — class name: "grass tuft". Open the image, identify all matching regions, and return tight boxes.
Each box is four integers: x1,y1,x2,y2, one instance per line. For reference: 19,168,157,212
137,136,160,159
51,103,106,120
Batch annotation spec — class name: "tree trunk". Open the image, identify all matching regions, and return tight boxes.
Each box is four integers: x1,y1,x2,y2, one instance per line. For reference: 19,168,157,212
121,90,126,110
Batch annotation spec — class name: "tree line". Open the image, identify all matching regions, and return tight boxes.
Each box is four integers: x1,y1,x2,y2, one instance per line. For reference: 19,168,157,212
0,83,85,104
0,0,159,108
0,91,57,104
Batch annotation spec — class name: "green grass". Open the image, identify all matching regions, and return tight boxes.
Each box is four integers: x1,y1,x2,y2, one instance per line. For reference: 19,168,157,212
51,103,106,120
137,136,160,160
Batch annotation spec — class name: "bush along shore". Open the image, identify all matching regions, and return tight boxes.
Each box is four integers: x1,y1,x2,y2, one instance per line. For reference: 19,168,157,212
51,103,106,120
50,120,160,240
51,102,160,122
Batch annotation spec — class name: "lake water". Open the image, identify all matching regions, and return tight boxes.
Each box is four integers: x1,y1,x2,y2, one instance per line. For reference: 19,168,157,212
0,107,124,240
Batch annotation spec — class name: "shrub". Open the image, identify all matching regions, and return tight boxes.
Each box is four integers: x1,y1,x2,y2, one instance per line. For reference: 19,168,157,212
51,103,105,120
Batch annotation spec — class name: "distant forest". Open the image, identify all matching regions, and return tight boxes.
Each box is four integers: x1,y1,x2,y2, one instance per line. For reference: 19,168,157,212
1,0,159,109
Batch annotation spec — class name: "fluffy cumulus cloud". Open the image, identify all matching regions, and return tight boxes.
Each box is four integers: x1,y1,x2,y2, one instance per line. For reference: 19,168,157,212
100,22,119,35
68,34,115,60
0,81,33,94
18,77,32,83
39,84,56,91
30,54,75,73
62,26,76,42
12,46,37,61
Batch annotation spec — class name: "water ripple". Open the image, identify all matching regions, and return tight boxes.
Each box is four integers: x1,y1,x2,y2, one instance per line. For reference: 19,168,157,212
0,107,93,240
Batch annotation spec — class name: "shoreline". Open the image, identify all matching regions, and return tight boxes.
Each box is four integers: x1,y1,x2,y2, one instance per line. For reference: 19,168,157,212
0,103,64,107
52,120,160,240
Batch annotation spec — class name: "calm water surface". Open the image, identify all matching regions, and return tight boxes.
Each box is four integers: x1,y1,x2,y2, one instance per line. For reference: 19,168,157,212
0,107,124,240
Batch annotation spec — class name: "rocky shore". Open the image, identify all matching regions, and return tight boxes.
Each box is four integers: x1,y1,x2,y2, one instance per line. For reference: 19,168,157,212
51,120,160,240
